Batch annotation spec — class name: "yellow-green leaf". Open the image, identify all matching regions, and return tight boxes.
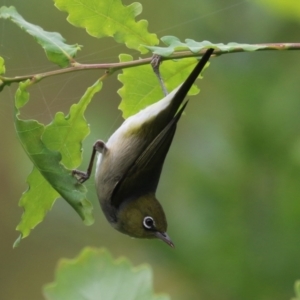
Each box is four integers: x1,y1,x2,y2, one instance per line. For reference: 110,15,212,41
54,0,158,54
0,56,5,74
118,54,208,118
0,56,5,91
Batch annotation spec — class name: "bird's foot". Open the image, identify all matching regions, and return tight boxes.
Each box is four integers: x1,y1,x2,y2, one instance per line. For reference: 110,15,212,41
151,54,168,96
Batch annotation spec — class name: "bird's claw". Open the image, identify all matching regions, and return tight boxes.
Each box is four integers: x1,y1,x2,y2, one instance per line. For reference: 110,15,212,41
72,169,90,183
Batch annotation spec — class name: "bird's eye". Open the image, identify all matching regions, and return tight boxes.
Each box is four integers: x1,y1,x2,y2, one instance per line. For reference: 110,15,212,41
143,216,155,230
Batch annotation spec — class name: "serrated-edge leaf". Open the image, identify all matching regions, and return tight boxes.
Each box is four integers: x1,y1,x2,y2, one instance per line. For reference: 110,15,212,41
118,54,208,118
0,6,81,67
145,36,268,56
43,247,170,300
54,0,158,54
43,80,102,168
15,168,60,243
14,80,102,243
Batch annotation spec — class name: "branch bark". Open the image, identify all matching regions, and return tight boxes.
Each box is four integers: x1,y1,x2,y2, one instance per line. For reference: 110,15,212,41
1,42,299,91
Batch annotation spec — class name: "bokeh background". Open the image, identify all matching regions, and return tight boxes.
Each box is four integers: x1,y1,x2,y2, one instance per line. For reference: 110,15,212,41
1,0,300,299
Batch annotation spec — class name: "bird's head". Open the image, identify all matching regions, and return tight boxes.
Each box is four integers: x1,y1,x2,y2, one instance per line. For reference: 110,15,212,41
116,194,174,247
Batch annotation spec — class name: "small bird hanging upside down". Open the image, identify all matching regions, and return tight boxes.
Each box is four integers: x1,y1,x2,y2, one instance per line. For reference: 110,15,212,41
73,48,214,247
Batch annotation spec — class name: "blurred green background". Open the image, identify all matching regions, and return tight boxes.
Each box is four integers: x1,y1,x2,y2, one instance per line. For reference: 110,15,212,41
1,0,300,299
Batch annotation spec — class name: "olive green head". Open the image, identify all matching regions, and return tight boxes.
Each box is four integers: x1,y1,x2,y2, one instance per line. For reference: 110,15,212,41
116,194,174,247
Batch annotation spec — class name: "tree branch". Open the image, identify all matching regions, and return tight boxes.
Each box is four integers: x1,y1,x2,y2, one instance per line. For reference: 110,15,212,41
1,42,299,91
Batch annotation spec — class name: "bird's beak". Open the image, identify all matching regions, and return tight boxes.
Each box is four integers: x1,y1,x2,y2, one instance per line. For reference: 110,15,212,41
155,231,174,248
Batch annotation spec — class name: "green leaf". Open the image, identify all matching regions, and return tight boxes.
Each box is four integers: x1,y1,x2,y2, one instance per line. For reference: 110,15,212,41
0,56,5,92
43,248,170,300
14,80,102,244
0,56,5,74
54,0,158,54
0,6,81,67
145,36,268,56
118,54,209,118
14,168,60,247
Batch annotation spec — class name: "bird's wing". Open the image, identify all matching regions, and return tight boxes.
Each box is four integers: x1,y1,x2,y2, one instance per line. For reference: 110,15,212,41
111,101,188,208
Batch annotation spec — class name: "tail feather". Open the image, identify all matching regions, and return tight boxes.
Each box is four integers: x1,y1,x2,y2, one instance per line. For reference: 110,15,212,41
169,48,214,117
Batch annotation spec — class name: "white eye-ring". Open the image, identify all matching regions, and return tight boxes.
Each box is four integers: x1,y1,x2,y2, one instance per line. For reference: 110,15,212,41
143,216,155,229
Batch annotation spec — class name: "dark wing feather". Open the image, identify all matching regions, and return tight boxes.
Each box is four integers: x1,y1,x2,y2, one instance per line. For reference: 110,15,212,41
110,48,214,208
111,101,188,208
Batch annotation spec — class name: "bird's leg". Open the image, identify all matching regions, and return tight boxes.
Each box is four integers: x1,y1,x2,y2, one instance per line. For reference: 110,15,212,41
72,140,107,183
151,54,168,96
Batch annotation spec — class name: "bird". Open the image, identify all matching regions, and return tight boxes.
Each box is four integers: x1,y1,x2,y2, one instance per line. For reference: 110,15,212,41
73,48,214,247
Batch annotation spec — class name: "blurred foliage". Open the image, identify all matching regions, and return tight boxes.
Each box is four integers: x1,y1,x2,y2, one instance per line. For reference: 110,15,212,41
293,281,300,300
0,0,300,300
43,247,169,300
255,0,300,21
